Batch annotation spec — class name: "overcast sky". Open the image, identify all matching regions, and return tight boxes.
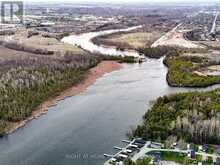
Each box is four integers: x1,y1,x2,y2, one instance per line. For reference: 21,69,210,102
23,0,218,3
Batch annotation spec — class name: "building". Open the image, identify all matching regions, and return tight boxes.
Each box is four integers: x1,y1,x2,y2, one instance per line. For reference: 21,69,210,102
149,152,160,165
187,143,194,150
187,150,196,159
199,145,208,152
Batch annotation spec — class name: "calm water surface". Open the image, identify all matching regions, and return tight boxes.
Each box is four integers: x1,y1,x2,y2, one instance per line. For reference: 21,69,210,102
0,27,219,165
61,26,142,57
0,58,218,165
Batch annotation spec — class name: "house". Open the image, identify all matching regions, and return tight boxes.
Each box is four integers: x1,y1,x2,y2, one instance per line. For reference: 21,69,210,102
132,140,145,148
149,152,160,165
152,155,160,165
187,150,196,159
134,138,146,145
187,143,194,150
199,145,208,152
150,142,163,149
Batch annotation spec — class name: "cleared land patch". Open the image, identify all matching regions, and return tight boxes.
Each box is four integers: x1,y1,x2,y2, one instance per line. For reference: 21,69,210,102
0,29,85,55
105,32,163,48
92,31,164,50
196,65,220,76
151,25,204,49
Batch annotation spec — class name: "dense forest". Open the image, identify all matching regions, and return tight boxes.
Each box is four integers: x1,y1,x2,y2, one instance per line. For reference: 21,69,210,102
0,52,100,135
103,55,136,63
133,88,220,144
1,41,54,55
137,46,178,59
164,55,220,87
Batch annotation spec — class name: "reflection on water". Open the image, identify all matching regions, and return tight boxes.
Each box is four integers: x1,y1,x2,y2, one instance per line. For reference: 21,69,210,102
1,26,220,165
0,59,218,165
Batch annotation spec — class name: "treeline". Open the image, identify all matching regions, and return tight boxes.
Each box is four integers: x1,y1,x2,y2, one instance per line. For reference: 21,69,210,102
164,56,220,87
1,41,54,55
92,35,133,50
0,30,15,36
42,32,70,40
184,30,202,41
103,55,136,63
123,157,150,165
137,46,208,59
133,88,220,144
0,52,100,135
137,46,179,59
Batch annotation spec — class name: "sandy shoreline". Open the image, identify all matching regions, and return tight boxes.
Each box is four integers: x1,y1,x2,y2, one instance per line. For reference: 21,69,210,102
6,61,122,135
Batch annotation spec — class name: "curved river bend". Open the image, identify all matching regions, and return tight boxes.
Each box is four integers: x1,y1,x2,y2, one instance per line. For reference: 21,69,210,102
0,28,219,165
61,26,142,57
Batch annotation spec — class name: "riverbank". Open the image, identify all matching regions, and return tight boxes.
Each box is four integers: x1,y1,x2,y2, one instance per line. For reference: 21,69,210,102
5,61,122,135
1,26,143,136
91,31,163,53
91,31,153,49
164,55,220,87
61,26,142,57
133,87,220,144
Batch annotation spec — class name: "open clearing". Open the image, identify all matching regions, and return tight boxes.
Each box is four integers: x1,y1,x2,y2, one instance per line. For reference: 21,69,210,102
196,65,220,76
0,46,48,60
183,50,220,62
1,29,86,55
105,31,163,48
93,31,164,50
151,24,204,49
200,41,220,50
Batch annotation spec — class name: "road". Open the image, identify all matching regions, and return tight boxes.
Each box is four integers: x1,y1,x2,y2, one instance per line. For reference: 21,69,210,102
132,147,187,162
132,146,220,162
104,140,220,165
210,11,219,35
151,23,202,49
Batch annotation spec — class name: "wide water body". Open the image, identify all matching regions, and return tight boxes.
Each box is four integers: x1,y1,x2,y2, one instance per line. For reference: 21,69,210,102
0,28,219,165
0,58,218,165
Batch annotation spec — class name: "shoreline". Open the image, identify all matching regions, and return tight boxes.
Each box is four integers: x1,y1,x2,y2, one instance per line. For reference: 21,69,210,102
5,61,122,135
91,32,136,51
61,25,142,57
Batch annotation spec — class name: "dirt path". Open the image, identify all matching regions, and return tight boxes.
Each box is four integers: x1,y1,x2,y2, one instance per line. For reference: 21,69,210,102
151,24,203,49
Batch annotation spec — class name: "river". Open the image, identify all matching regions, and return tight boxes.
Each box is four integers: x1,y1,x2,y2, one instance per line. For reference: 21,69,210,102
61,26,142,57
0,27,219,165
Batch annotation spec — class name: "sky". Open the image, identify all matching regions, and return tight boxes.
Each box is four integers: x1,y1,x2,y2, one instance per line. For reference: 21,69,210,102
23,0,219,3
